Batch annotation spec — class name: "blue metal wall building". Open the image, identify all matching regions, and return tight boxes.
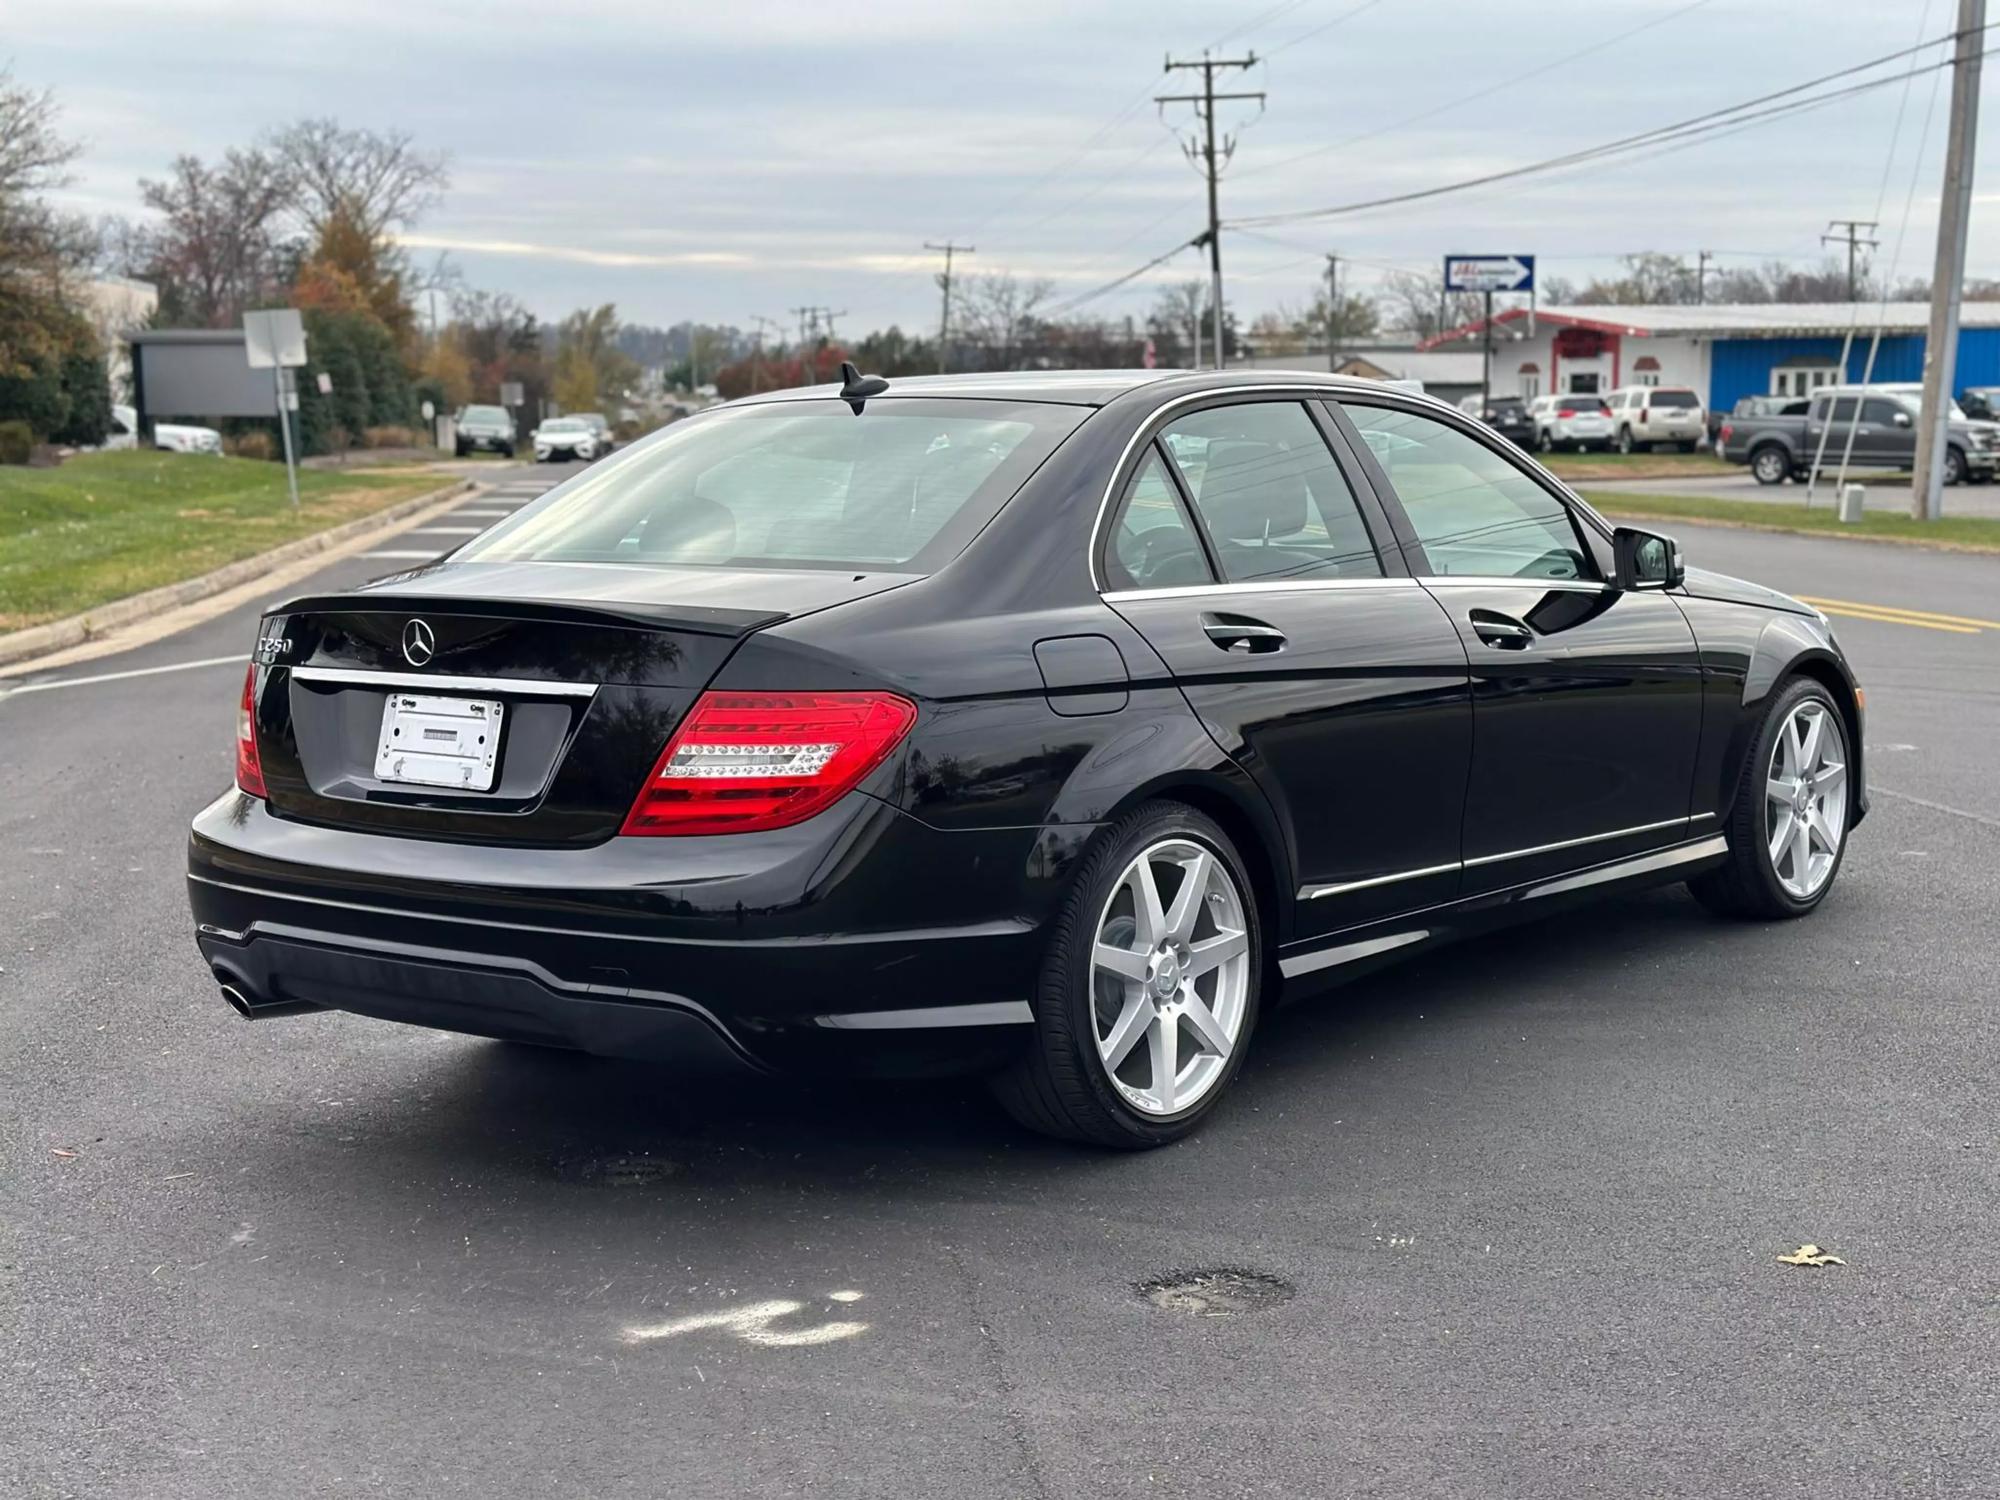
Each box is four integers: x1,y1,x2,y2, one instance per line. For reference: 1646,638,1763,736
1708,327,2000,411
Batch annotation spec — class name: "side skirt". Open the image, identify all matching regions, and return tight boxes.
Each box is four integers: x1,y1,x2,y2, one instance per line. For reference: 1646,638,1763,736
1275,834,1729,987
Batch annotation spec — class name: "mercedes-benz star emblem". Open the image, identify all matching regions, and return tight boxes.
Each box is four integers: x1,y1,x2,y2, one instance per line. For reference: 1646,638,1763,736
402,618,436,667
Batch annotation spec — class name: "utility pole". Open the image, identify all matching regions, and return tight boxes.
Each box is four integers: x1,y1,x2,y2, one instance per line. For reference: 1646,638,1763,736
1822,219,1881,302
1159,52,1264,370
1693,249,1719,305
1915,0,1986,521
1325,253,1340,372
750,314,781,394
1480,289,1494,417
926,241,974,374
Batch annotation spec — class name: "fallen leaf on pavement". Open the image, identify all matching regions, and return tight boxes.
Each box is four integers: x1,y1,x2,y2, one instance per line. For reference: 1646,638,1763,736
1777,1244,1845,1267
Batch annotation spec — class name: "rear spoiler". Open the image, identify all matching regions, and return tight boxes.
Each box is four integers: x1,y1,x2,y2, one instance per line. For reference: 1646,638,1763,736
268,592,786,639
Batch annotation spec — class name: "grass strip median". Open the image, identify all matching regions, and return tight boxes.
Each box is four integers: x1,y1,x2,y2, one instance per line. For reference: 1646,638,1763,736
0,451,446,631
1581,489,2000,554
1541,451,1735,481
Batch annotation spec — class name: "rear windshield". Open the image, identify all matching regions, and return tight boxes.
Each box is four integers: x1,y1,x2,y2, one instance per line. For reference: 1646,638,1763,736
463,406,507,421
1650,388,1699,409
1558,397,1608,412
459,398,1084,572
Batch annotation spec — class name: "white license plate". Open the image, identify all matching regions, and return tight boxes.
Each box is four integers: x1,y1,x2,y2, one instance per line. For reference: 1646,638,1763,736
375,693,504,790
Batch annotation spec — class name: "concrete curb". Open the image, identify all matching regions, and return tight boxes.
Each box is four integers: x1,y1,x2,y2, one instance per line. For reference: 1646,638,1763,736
0,478,476,669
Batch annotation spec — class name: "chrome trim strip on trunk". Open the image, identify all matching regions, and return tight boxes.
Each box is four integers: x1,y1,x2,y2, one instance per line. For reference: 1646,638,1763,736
1524,835,1729,899
1299,860,1460,902
288,665,599,698
814,1001,1034,1030
1278,929,1430,980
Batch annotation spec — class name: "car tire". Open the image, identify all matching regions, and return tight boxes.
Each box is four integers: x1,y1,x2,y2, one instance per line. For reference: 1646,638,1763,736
454,439,469,458
1944,446,1967,486
1689,676,1853,921
991,800,1263,1149
1750,445,1790,485
1617,426,1637,455
500,443,515,458
1537,429,1554,454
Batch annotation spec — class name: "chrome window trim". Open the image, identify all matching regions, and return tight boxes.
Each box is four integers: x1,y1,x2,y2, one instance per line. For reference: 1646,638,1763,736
1087,382,1432,593
1416,576,1609,593
1525,835,1728,899
1104,576,1421,604
1299,859,1459,902
288,665,599,699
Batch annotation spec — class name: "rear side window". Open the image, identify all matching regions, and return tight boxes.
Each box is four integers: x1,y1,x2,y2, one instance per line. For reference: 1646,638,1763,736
1343,403,1593,582
1104,450,1213,591
460,399,1084,573
1652,388,1700,410
1156,402,1382,583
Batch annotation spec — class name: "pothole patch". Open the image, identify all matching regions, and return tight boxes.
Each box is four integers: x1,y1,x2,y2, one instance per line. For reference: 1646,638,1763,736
554,1152,682,1186
1137,1268,1294,1317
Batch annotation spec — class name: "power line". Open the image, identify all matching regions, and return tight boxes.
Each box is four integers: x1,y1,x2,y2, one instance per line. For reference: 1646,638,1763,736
1229,36,1991,229
1261,0,1388,57
1238,0,1714,180
1041,235,1204,318
963,81,1163,239
1821,219,1882,300
1209,0,1313,51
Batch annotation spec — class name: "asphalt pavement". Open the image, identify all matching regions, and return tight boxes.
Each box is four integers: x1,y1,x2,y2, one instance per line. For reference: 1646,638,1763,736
4,465,1997,1499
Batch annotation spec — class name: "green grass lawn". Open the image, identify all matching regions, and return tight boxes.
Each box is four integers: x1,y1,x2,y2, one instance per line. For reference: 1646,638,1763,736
0,451,445,631
1583,489,2000,553
1542,450,1735,481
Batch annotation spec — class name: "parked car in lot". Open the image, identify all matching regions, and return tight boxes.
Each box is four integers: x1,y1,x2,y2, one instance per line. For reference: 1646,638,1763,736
454,404,516,457
1528,393,1612,452
1458,392,1535,448
1712,395,1809,457
1719,384,2000,484
531,416,604,463
192,368,1867,1147
573,412,615,453
113,402,224,455
1606,386,1706,453
1958,385,2000,420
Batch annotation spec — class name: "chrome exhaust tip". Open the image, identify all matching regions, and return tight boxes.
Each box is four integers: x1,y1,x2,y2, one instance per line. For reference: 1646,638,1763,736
215,975,319,1020
219,982,256,1018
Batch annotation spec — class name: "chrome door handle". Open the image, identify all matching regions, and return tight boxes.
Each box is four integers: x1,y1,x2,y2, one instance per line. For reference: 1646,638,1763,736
1470,611,1533,649
1201,613,1287,654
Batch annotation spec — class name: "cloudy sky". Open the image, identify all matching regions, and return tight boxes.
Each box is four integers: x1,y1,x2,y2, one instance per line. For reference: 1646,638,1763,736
19,0,1996,335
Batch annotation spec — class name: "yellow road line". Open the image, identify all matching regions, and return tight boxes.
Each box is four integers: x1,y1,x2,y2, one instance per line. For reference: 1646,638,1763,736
1797,595,1999,630
1808,603,1980,635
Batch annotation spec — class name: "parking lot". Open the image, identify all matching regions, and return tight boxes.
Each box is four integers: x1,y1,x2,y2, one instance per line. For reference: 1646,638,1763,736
3,472,1996,1498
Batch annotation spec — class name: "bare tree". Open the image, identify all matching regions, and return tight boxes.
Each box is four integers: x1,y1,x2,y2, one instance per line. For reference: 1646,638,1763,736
1375,270,1482,341
1147,280,1208,363
133,150,296,326
957,272,1055,370
0,66,94,292
265,118,449,242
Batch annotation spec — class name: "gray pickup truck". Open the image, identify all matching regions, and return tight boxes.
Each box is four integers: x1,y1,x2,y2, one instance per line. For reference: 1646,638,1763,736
1719,385,2000,484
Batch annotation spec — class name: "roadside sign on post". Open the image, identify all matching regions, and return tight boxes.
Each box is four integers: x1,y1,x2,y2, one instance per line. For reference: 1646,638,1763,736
316,371,333,396
500,381,524,407
1443,255,1535,293
242,309,308,509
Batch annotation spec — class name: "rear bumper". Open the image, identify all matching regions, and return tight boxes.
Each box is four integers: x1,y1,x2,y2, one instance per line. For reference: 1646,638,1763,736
189,790,1079,1076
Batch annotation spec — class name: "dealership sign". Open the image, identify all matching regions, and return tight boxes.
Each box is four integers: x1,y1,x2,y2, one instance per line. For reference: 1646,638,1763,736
1444,255,1535,293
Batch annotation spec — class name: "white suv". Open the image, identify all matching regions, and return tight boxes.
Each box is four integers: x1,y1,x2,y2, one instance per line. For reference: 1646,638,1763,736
1528,393,1613,452
1606,386,1706,453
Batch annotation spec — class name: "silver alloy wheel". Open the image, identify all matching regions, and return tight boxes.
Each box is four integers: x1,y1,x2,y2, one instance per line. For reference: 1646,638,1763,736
1765,699,1849,900
1090,838,1251,1116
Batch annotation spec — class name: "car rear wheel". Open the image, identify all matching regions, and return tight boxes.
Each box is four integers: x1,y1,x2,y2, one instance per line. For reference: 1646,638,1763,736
992,801,1261,1148
1944,446,1967,485
1690,677,1851,920
1750,445,1790,485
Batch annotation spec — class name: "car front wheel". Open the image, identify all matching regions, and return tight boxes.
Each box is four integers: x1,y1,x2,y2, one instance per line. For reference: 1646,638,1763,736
1751,446,1790,484
992,801,1261,1148
1690,677,1851,919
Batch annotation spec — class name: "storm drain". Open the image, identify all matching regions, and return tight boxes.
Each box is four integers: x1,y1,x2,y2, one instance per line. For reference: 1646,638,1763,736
553,1152,681,1186
1137,1268,1294,1317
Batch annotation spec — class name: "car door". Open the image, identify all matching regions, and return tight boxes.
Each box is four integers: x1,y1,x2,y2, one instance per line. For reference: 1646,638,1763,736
1100,397,1473,942
1333,397,1706,893
1858,396,1916,466
1804,394,1859,470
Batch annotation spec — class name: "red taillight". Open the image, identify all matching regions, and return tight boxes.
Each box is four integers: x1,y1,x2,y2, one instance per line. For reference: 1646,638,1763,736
621,690,918,836
1557,408,1577,419
235,662,266,798
1720,423,1734,443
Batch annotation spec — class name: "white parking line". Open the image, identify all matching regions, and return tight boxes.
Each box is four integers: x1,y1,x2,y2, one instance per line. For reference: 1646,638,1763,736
452,510,512,519
0,654,243,700
360,549,444,560
410,526,484,536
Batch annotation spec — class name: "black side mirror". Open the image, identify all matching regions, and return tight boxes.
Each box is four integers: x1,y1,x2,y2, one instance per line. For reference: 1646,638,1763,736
1614,526,1684,590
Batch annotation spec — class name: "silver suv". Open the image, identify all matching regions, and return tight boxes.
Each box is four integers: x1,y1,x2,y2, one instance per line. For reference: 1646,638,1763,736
1606,386,1706,453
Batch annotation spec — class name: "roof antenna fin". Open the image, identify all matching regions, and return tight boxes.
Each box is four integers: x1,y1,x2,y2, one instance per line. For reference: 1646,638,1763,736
838,360,889,415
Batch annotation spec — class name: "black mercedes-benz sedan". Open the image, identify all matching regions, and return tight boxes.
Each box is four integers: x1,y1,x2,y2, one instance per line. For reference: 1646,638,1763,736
188,367,1866,1147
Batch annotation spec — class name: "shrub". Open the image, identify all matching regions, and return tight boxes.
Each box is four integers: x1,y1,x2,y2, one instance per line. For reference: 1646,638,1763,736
50,344,111,448
363,425,422,449
0,420,32,465
227,430,276,461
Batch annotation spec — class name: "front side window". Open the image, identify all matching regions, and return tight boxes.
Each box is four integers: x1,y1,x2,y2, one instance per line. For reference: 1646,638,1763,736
459,398,1083,573
1861,398,1907,426
1155,402,1382,583
1105,449,1212,590
1342,404,1593,582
